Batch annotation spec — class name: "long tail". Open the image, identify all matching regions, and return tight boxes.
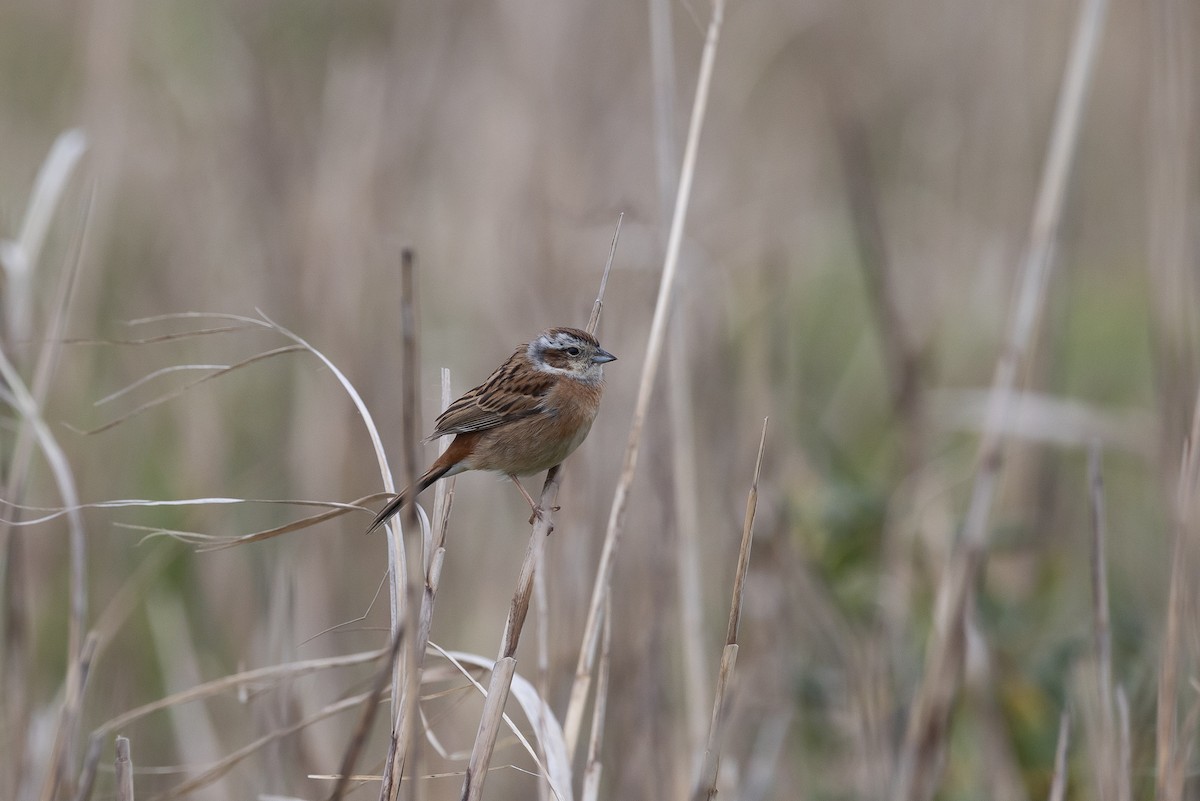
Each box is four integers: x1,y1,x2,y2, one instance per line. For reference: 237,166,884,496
365,465,452,534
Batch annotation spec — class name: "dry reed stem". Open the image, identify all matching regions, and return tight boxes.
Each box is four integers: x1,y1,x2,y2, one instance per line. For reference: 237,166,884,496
0,128,87,346
579,598,611,801
1,133,90,800
893,0,1110,795
0,494,375,535
646,0,708,759
537,213,622,801
742,711,792,801
534,212,620,801
378,247,424,801
692,646,738,801
668,292,708,766
75,310,401,557
168,312,404,793
90,546,175,651
828,104,919,420
187,496,385,550
116,736,134,801
248,309,400,523
66,548,179,801
145,598,229,801
68,323,259,347
1088,442,1113,709
535,541,552,801
38,632,98,801
415,370,457,672
330,627,407,801
963,619,1029,801
1047,712,1070,801
534,532,552,801
1088,441,1117,800
562,0,725,759
458,225,618,800
94,648,384,736
430,645,571,796
77,344,306,435
1116,687,1132,801
1164,695,1200,801
829,101,926,649
691,418,767,801
1152,386,1200,801
5,356,88,801
1156,384,1200,801
463,655,521,800
460,467,562,801
152,692,374,801
73,732,103,801
585,214,620,333
1145,0,1195,460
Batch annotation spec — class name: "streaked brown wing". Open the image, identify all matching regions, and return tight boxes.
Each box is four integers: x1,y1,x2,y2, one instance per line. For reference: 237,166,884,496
429,350,554,437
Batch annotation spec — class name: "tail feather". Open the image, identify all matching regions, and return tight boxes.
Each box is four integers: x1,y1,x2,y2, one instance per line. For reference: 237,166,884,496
365,465,452,534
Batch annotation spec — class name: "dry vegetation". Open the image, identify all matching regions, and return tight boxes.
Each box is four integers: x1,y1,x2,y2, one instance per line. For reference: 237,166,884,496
1,0,1199,799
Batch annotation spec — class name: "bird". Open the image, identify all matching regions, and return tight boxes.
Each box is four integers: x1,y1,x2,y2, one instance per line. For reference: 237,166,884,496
366,326,616,533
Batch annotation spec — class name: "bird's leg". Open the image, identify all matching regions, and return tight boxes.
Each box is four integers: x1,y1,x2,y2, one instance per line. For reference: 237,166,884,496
509,475,541,523
508,475,560,525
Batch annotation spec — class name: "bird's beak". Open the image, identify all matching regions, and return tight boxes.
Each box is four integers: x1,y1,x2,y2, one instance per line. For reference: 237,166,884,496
591,348,617,364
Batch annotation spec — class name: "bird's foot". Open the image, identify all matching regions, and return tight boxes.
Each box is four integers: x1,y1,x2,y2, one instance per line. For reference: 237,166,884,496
528,505,561,530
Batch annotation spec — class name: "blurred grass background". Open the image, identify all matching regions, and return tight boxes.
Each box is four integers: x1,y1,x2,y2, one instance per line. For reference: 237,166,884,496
1,0,1197,799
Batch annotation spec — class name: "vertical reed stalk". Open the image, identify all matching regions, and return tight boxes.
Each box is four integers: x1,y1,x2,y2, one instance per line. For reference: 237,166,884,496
893,0,1110,795
562,0,726,759
690,419,767,801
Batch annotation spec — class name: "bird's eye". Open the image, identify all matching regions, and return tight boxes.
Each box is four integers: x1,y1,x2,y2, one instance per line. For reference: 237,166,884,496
566,346,581,356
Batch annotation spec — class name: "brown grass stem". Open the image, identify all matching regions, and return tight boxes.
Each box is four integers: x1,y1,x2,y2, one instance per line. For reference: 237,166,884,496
73,649,386,800
94,648,384,736
1088,442,1113,713
3,329,89,801
828,99,927,649
151,691,375,801
38,632,98,801
416,370,456,666
828,106,919,420
1088,440,1117,801
580,598,612,801
1,136,90,800
72,735,103,801
690,417,767,801
427,644,570,793
668,301,709,764
1047,711,1070,801
76,344,306,435
562,0,725,759
457,216,617,800
1155,384,1200,801
330,626,406,801
587,212,621,334
893,0,1110,795
1116,687,1132,801
1145,0,1195,460
533,502,552,801
459,465,562,801
384,247,424,801
1,128,87,348
250,309,399,527
385,352,453,801
115,736,134,801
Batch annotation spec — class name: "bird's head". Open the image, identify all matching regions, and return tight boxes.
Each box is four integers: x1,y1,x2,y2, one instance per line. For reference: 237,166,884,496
527,327,616,384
